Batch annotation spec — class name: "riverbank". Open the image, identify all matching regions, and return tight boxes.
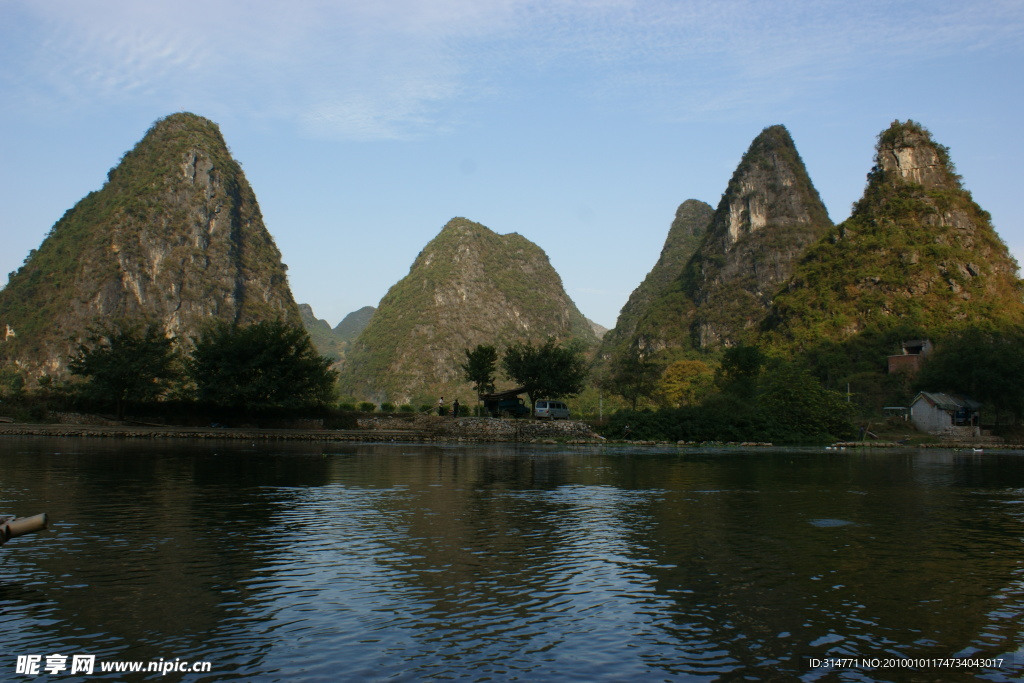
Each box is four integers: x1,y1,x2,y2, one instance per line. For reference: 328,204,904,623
0,414,605,444
2,415,1020,449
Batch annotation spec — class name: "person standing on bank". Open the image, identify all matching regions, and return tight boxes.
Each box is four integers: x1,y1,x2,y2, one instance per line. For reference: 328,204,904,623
452,398,460,418
437,397,445,416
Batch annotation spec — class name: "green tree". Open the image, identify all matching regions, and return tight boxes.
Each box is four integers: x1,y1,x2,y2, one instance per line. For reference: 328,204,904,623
915,326,1024,423
68,319,181,419
0,366,26,398
501,338,588,412
604,345,661,410
756,361,854,442
715,345,765,398
188,320,337,410
462,344,498,396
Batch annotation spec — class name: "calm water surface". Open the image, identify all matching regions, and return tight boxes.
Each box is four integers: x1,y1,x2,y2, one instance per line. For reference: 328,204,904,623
2,438,1024,681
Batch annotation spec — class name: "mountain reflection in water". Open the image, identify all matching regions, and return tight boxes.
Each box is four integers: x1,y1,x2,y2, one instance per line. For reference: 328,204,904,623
2,439,1023,681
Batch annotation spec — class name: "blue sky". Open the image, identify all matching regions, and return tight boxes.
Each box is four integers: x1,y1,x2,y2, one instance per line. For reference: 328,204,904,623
2,0,1022,329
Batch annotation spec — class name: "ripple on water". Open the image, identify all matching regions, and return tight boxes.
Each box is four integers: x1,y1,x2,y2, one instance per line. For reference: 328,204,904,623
4,443,1024,681
809,518,855,527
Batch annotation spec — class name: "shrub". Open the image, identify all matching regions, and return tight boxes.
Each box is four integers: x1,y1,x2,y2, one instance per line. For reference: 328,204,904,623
358,402,377,413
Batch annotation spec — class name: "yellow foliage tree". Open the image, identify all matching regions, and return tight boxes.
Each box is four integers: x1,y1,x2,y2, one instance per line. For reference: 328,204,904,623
657,359,715,408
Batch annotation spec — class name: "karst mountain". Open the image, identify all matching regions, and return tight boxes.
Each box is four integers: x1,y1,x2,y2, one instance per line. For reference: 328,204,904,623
765,120,1024,347
597,198,713,361
4,114,1021,407
0,113,301,378
337,218,598,405
299,304,375,362
606,124,832,359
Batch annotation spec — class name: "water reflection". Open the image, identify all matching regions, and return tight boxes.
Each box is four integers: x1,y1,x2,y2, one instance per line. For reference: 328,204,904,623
1,439,1023,681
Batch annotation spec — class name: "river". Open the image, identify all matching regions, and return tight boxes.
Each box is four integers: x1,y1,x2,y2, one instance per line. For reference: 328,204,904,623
2,438,1023,681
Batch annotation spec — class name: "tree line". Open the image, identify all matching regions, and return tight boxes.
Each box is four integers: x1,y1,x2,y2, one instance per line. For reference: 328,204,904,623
63,318,336,420
10,313,1018,444
598,345,856,443
596,322,1024,443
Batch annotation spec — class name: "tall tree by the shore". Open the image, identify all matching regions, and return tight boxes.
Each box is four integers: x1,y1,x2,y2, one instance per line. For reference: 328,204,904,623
501,338,588,412
188,320,336,411
69,319,181,420
462,344,498,397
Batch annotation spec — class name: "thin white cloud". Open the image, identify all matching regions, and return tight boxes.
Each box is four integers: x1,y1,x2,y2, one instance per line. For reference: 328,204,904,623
3,0,1022,138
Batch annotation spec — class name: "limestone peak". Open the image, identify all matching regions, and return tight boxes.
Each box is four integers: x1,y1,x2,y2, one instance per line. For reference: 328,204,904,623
338,217,596,404
682,124,833,348
0,112,300,379
870,120,961,192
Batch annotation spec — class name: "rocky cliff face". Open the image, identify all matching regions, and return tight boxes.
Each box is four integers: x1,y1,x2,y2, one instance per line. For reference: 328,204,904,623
338,217,597,404
681,125,833,348
598,199,713,360
610,126,831,360
0,112,301,378
766,120,1024,345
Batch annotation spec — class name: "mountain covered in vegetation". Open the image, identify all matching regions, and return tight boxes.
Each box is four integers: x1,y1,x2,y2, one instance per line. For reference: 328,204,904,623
5,112,1020,424
0,113,301,379
608,125,832,360
683,125,833,348
597,199,713,361
596,120,1024,419
764,120,1024,373
299,304,344,362
338,217,598,405
299,304,375,362
334,306,375,341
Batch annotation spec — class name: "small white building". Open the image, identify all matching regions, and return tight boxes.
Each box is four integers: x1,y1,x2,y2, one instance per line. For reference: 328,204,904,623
910,391,981,436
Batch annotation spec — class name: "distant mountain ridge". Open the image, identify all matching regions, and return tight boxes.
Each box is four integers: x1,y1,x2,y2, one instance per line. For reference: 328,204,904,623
299,304,375,362
334,306,375,341
0,112,300,378
338,217,598,405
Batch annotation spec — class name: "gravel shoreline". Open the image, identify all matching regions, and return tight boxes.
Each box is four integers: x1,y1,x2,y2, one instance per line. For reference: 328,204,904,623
0,416,605,444
1,421,1017,449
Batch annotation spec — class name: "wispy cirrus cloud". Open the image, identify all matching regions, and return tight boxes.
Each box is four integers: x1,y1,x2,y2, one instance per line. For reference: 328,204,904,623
3,0,1022,138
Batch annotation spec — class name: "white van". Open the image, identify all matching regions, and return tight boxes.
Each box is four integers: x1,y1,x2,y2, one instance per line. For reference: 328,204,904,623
534,400,570,420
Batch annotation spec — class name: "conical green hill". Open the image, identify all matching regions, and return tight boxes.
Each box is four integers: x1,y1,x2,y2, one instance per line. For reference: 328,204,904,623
0,112,301,378
598,199,713,361
765,120,1024,349
338,217,598,405
678,124,833,349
